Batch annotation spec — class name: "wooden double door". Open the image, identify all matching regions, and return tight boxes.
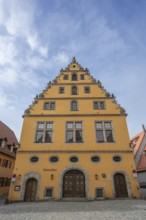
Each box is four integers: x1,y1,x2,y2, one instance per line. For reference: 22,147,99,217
114,173,128,198
63,170,85,198
24,178,37,202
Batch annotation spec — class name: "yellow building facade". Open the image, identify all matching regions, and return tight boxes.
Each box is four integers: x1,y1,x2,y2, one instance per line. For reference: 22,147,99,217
9,58,140,201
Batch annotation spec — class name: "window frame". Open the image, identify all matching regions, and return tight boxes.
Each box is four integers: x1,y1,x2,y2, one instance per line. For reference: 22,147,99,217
95,121,115,143
84,86,90,93
95,187,104,199
63,74,68,80
35,121,54,144
44,102,56,110
71,73,78,81
71,86,78,95
59,87,65,94
80,74,85,80
71,100,78,111
44,187,54,198
66,121,83,143
93,101,105,110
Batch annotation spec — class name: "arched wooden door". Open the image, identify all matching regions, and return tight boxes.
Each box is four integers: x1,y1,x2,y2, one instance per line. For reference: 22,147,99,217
63,170,85,197
24,178,37,202
114,173,128,198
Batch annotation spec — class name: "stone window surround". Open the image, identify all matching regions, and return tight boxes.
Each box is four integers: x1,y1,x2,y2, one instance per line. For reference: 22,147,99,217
34,121,54,144
95,121,115,143
44,187,54,198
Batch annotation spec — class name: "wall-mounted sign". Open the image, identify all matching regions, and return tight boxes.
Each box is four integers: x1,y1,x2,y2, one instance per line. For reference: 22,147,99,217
14,185,21,191
43,169,57,171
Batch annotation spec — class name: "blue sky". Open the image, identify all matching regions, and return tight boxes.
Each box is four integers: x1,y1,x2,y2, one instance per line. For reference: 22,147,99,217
0,0,146,140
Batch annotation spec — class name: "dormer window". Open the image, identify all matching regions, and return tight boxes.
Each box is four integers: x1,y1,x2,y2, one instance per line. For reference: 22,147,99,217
72,73,77,81
72,86,78,95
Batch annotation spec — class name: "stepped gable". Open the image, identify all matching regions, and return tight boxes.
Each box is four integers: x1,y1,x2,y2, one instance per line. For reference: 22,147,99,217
24,57,127,116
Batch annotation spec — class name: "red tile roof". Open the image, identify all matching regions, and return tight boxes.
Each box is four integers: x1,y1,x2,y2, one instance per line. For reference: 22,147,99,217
131,131,145,158
0,121,18,145
131,131,146,172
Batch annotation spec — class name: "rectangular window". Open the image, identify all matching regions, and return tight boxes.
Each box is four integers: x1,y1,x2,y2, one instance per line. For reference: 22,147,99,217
2,159,9,168
80,74,84,80
95,121,114,143
63,75,68,80
96,188,104,198
35,122,53,143
84,86,90,93
44,102,55,110
66,122,83,143
94,101,105,109
44,188,53,197
59,87,65,94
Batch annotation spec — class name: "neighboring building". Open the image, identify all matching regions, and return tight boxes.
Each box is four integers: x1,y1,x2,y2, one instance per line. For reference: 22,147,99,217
8,58,140,202
131,127,146,198
0,121,18,196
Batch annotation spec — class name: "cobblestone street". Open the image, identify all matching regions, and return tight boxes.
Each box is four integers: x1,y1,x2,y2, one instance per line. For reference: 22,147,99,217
0,199,146,220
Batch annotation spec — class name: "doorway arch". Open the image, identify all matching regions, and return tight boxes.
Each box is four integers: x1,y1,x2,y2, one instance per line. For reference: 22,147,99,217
114,173,128,198
24,178,37,201
63,169,85,198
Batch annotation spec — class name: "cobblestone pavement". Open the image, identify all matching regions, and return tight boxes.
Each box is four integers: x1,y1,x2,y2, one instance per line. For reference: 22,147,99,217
0,199,146,220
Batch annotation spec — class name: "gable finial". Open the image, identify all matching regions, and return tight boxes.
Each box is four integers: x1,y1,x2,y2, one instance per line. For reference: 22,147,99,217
72,57,77,63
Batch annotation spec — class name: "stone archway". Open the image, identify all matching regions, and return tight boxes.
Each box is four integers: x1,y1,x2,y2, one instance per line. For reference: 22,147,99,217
20,172,40,201
24,178,37,201
63,169,85,198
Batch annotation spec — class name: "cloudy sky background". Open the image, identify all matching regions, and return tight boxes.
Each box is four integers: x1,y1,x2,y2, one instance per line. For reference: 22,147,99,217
0,0,146,140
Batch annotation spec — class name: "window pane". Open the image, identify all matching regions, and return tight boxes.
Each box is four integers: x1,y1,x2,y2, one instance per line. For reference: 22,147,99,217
38,123,44,129
100,102,105,109
44,103,50,110
36,131,43,143
45,188,53,197
72,87,77,95
94,102,99,109
72,74,77,81
96,130,104,142
84,87,90,93
50,103,55,110
106,130,114,142
80,74,84,80
76,122,82,129
66,131,73,143
71,101,77,111
96,122,103,129
64,75,68,80
76,131,82,143
45,131,52,143
47,123,53,129
67,122,73,129
104,122,111,129
59,87,64,93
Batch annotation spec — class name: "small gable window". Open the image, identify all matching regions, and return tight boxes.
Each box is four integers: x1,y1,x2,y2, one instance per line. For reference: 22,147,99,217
80,74,84,80
64,75,68,80
84,86,90,93
59,87,65,94
72,73,77,81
